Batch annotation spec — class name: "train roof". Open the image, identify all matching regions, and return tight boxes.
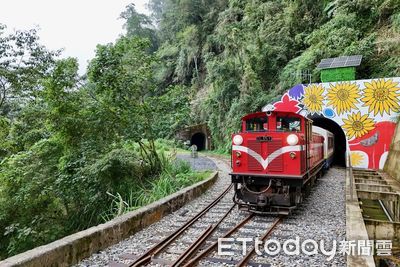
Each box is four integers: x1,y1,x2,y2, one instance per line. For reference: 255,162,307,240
241,111,311,121
313,125,334,136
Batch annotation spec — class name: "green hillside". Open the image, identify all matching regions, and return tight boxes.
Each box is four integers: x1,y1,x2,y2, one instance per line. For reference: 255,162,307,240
143,0,400,150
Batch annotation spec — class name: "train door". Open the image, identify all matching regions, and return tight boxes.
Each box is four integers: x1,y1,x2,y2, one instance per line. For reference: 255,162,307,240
304,120,310,173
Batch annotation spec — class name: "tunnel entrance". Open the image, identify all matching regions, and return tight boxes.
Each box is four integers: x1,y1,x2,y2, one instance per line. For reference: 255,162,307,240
191,132,206,151
309,115,347,167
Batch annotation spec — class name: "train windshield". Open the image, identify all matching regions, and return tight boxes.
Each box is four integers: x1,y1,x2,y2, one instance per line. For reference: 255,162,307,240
276,116,301,131
246,116,268,132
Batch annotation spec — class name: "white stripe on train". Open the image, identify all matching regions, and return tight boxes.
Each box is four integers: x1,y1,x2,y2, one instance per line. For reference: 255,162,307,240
232,145,304,170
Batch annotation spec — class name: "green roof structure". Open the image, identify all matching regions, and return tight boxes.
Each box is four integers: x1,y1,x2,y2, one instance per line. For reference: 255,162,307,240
317,55,362,83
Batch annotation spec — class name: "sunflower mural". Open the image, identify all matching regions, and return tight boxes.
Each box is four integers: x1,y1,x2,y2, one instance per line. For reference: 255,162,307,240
327,82,360,115
342,112,375,139
266,77,400,170
350,151,368,168
302,84,325,114
362,79,400,116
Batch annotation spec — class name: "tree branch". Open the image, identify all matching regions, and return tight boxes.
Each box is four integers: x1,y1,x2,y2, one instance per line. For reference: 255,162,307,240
0,79,8,109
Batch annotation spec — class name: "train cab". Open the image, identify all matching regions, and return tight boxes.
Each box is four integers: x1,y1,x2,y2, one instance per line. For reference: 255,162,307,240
231,111,308,178
230,111,327,214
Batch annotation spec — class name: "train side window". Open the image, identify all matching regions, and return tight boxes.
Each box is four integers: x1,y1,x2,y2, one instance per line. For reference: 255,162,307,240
276,116,301,131
328,137,334,149
246,117,268,132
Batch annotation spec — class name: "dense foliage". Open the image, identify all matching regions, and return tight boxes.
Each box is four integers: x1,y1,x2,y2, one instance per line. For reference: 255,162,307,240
1,0,400,259
142,0,400,150
0,28,201,258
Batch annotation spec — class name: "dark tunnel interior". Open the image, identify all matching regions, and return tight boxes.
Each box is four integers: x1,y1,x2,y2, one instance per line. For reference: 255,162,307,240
309,115,347,167
190,132,206,151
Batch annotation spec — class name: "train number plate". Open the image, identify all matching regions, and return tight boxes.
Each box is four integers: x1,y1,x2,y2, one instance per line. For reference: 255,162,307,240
256,136,272,142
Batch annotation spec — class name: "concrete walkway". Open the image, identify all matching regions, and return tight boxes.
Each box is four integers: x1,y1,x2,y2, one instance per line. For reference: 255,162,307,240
176,153,217,171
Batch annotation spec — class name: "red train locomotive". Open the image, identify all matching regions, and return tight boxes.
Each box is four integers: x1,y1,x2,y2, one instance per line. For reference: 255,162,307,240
230,111,334,214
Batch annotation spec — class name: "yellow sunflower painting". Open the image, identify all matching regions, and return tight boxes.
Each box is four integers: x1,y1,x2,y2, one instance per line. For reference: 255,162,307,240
362,79,400,116
327,82,360,115
350,152,365,167
302,84,325,113
342,112,375,139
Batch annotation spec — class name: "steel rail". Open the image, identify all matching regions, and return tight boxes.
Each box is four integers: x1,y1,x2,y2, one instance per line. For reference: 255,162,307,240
170,225,213,265
171,203,236,267
236,216,283,267
183,213,254,267
128,183,233,267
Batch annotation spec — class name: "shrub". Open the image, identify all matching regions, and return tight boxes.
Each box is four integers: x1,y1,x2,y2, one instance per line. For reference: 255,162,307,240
103,155,209,220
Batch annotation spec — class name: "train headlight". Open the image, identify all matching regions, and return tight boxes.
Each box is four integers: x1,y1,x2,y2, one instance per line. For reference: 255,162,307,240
235,151,242,158
290,152,296,159
236,160,241,166
287,134,299,146
233,135,243,145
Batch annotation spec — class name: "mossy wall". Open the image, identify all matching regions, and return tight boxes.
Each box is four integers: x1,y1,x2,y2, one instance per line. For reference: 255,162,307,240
384,121,400,182
320,67,356,82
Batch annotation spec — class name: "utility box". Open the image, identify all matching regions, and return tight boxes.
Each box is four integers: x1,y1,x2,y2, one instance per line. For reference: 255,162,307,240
317,55,362,83
320,66,356,82
191,145,198,158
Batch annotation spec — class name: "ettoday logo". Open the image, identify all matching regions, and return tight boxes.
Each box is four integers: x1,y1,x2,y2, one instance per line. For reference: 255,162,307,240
218,237,391,261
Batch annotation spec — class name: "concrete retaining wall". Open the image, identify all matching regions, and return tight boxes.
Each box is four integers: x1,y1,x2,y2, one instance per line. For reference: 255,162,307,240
0,172,218,267
384,121,400,182
364,219,400,243
346,168,376,267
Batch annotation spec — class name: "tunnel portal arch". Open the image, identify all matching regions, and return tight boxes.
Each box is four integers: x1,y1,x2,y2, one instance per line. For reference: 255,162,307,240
176,123,212,150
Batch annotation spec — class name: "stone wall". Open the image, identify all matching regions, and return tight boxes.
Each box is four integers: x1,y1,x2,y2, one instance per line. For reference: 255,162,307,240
384,121,400,182
176,123,212,150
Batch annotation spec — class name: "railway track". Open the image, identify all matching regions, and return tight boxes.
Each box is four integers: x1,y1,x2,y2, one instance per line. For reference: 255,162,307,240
107,180,234,267
108,179,285,267
78,160,345,267
184,215,284,267
125,183,233,267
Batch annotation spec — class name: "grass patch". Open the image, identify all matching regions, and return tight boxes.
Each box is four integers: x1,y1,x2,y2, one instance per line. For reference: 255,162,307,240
102,139,227,220
154,139,188,155
201,149,231,160
103,158,211,220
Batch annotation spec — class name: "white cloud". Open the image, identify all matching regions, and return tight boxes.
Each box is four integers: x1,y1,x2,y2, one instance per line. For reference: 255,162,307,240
0,0,149,74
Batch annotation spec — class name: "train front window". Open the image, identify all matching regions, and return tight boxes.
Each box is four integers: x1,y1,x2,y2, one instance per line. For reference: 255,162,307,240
246,117,268,132
276,116,301,131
